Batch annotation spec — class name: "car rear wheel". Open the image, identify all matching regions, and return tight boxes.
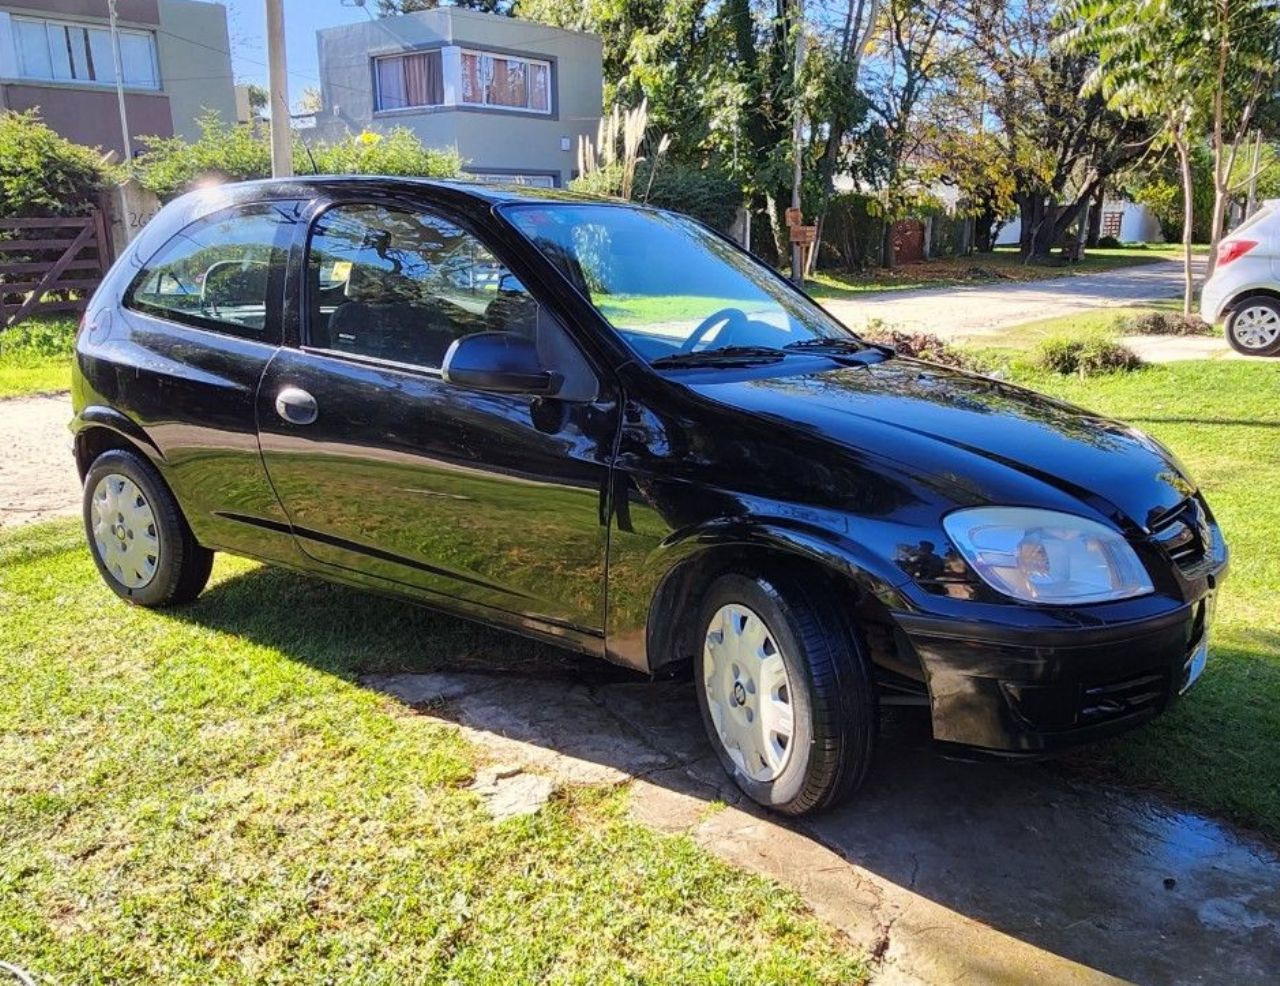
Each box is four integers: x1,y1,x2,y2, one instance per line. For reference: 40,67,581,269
693,571,877,816
1225,297,1280,356
83,449,213,606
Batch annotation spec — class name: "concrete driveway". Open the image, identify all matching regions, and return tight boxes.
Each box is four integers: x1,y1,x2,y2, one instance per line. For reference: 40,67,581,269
822,258,1205,340
355,664,1280,986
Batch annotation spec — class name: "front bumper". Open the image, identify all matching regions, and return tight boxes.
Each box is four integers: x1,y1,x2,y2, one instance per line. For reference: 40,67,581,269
889,566,1225,754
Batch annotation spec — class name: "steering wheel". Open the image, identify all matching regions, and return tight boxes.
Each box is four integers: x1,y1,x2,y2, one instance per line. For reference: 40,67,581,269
678,307,749,353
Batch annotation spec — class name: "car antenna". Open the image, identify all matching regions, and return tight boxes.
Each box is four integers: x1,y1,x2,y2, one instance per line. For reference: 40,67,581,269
304,144,320,175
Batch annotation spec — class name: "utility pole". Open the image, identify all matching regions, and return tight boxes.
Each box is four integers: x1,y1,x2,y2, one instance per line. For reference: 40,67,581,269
790,2,806,286
265,0,293,177
107,0,132,161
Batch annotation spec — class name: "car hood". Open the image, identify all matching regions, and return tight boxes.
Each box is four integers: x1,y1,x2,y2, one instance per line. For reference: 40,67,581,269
686,357,1196,531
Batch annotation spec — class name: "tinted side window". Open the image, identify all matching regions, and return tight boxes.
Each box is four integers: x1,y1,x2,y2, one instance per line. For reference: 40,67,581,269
308,203,532,369
125,203,298,341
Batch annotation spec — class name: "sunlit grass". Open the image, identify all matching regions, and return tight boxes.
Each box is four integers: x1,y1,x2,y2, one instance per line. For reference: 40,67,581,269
1006,361,1280,835
0,317,76,398
0,522,868,984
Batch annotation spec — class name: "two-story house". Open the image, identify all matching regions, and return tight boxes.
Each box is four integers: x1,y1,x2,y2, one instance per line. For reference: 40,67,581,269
316,8,603,188
0,0,236,157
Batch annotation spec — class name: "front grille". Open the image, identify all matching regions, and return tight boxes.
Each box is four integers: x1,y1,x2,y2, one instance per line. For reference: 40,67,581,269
1150,496,1214,576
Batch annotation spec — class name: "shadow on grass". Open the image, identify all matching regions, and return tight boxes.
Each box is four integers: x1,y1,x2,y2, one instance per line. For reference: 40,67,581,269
165,562,1280,986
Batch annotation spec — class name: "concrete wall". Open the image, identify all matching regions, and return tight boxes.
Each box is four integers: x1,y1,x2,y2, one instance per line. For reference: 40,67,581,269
0,83,172,156
0,0,233,156
156,0,236,140
994,201,1165,247
317,9,602,187
1,0,158,24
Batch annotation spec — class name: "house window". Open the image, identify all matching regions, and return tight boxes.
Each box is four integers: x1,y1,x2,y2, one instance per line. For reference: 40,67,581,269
1102,211,1123,238
460,51,551,114
13,16,159,90
375,51,444,110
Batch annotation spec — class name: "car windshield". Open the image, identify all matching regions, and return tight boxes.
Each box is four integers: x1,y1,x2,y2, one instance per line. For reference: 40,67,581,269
502,203,858,364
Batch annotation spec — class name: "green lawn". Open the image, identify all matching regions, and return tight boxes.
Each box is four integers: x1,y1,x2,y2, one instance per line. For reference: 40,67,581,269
0,317,76,398
0,523,867,984
1005,361,1280,836
961,302,1191,361
808,244,1199,301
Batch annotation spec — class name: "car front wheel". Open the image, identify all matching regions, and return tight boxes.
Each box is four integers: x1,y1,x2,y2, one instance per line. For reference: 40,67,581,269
693,571,877,816
83,448,213,606
1225,297,1280,356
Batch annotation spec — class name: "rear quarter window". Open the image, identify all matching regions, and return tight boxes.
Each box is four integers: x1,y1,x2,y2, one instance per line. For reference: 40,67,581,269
124,202,301,342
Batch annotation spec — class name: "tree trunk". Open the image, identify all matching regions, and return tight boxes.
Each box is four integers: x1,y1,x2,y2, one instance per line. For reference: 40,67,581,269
1018,195,1059,261
1086,183,1104,248
1207,178,1228,280
1175,136,1196,316
881,221,897,269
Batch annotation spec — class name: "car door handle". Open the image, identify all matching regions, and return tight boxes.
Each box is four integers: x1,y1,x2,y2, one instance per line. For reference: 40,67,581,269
275,387,318,426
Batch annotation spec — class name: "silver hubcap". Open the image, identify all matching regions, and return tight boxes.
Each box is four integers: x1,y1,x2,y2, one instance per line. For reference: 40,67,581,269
1232,306,1280,349
703,603,796,783
90,474,159,589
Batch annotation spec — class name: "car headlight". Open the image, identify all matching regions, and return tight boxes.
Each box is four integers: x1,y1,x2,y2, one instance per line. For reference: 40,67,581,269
942,507,1154,604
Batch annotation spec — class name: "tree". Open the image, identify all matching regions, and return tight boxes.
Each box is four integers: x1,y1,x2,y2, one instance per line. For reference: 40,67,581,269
950,0,1152,262
243,82,268,119
811,0,882,217
1196,0,1280,273
914,56,1017,250
861,0,957,266
1057,0,1206,311
298,86,323,114
1058,0,1280,308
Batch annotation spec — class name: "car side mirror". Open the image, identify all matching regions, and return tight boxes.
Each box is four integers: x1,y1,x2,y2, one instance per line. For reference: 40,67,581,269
442,332,561,395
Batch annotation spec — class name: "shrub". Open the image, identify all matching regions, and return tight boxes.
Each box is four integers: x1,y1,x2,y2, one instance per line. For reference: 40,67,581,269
821,192,885,270
0,110,115,217
1032,337,1143,376
0,317,77,365
570,160,740,232
860,323,988,372
133,115,461,200
1096,234,1122,248
132,113,271,199
308,128,461,180
1113,310,1210,336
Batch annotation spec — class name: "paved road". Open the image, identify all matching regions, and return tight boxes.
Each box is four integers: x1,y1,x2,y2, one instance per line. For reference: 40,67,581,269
823,257,1205,339
0,393,79,529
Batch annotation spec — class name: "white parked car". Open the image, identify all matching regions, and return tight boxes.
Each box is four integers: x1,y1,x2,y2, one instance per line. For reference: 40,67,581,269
1200,199,1280,356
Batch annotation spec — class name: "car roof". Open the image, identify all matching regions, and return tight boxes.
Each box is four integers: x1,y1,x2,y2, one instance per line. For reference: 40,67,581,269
210,175,603,207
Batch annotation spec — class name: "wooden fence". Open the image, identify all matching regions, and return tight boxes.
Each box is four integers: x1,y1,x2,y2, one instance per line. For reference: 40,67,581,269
0,211,113,328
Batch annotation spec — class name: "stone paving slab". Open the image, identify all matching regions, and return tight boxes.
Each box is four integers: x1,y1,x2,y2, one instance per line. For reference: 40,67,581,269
362,671,1280,985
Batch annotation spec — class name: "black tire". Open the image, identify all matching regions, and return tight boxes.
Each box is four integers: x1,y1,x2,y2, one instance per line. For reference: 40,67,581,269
1225,296,1280,357
82,448,214,606
693,571,877,816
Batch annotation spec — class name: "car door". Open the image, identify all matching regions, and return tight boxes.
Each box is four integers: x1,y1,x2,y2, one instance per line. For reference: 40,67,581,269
113,198,304,560
256,196,619,640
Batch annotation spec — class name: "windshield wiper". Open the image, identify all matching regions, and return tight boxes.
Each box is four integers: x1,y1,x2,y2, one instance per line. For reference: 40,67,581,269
783,337,889,364
651,345,787,368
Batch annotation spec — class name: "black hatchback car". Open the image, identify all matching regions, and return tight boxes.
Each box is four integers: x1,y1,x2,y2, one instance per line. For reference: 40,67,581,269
72,177,1228,815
